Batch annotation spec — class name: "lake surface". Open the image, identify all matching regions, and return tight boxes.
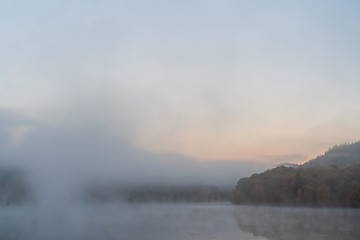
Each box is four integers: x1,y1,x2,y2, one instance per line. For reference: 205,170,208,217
0,203,359,240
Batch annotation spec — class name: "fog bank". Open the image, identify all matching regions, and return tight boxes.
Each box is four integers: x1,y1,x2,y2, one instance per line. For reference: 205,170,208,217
0,112,270,205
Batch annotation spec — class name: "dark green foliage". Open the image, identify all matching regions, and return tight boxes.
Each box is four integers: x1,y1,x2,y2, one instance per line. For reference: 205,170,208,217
231,164,360,207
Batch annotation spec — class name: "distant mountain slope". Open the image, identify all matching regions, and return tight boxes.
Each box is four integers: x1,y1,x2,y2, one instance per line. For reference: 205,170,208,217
231,141,360,207
302,141,360,168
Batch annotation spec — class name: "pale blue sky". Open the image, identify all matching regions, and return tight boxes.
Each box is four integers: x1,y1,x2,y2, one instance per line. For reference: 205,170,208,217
1,0,360,162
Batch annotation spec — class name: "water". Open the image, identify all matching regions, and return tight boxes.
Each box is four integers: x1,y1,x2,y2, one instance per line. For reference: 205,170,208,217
0,203,359,240
233,205,360,240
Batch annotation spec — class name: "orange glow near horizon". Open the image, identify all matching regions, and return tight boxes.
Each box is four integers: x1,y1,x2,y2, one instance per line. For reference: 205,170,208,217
137,123,360,164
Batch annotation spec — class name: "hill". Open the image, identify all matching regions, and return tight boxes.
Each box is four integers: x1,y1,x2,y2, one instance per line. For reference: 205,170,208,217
231,141,360,207
302,141,360,168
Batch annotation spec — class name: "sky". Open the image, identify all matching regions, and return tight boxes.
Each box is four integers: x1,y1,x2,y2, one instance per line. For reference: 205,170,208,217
1,0,360,164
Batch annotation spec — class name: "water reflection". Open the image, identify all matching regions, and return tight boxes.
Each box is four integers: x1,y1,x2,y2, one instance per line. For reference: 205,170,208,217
233,206,360,240
2,204,359,240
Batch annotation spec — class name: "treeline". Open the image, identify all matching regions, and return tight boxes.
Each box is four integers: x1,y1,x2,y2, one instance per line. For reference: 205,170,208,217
84,184,230,203
302,141,360,168
231,164,360,207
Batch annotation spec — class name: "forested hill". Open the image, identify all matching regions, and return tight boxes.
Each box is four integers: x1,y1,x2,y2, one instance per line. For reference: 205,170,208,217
231,141,360,207
302,141,360,168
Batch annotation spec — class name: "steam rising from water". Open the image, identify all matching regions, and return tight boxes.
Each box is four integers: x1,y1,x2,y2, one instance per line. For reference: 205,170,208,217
0,110,271,240
0,110,269,207
1,112,359,240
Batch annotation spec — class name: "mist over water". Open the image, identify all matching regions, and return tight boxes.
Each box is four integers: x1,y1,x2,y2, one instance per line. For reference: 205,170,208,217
1,203,360,240
1,112,360,239
0,116,271,239
1,116,360,239
2,0,360,238
0,111,270,205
